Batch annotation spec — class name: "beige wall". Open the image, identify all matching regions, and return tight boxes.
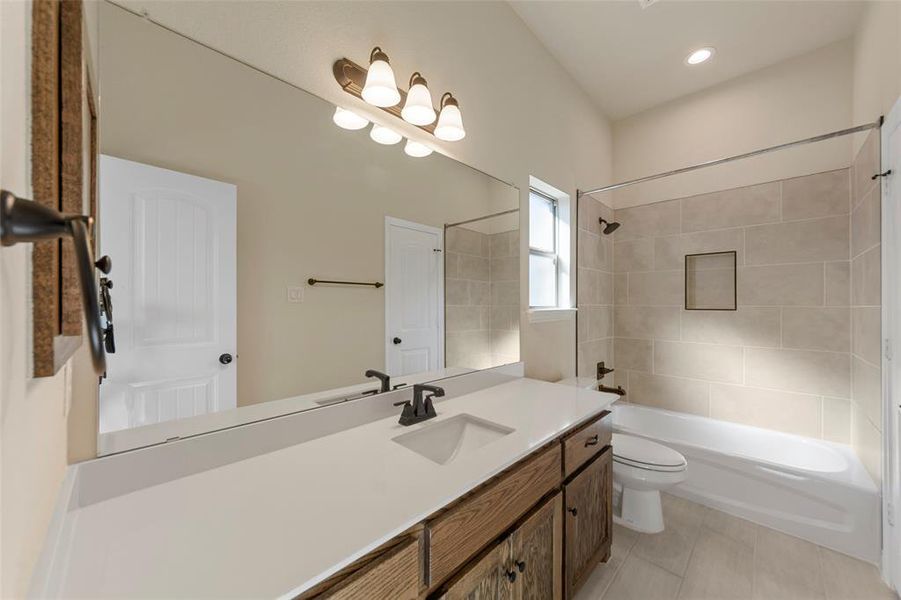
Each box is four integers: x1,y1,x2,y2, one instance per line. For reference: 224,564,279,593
1,2,70,596
111,0,615,383
850,130,883,483
609,40,854,209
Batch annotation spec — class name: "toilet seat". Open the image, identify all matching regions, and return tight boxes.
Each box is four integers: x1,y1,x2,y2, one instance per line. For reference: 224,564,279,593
613,433,687,473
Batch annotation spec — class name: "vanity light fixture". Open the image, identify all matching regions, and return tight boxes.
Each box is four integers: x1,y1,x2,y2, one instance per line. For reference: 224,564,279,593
404,139,433,158
332,107,370,130
370,124,403,145
434,93,466,142
401,72,436,126
361,47,401,107
685,47,715,65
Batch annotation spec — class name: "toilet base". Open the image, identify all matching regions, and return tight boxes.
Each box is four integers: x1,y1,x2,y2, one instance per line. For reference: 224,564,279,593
614,487,665,534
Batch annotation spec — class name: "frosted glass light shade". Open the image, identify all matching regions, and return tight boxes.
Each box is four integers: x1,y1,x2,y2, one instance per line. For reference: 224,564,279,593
404,139,433,157
362,57,401,107
435,102,465,142
401,78,436,126
370,124,402,145
332,107,370,130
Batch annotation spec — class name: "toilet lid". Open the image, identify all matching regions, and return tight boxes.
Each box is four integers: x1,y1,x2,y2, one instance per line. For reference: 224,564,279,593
612,433,686,471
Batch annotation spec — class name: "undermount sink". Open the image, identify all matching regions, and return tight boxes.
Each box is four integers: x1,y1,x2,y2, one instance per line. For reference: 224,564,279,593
392,413,515,465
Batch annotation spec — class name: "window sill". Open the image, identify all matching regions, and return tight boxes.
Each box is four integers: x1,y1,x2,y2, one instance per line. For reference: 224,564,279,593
527,308,576,323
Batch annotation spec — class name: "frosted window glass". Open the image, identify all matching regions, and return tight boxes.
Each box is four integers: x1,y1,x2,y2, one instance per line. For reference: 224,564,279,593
530,253,557,307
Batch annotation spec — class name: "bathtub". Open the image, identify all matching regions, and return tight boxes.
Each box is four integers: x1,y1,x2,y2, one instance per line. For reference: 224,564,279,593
613,403,880,563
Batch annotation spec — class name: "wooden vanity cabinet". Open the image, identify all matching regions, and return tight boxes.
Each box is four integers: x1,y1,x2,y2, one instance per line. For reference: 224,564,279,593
438,493,562,600
316,536,420,600
563,448,613,599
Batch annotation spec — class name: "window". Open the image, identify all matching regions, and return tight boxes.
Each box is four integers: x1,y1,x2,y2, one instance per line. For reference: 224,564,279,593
529,189,559,307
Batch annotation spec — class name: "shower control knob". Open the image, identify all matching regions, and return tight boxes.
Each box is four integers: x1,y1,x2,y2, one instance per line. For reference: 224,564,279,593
393,337,402,345
219,353,233,365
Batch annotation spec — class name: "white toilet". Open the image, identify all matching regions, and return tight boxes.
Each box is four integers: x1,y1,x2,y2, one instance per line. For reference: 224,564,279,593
612,433,687,534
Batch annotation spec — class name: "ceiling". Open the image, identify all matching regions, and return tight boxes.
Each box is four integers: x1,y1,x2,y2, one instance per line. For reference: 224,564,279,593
509,1,865,120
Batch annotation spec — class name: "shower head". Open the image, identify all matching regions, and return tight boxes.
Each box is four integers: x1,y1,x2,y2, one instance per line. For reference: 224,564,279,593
599,218,621,235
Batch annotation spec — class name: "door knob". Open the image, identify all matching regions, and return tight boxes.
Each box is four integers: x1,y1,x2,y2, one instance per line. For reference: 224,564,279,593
219,353,233,365
392,337,402,345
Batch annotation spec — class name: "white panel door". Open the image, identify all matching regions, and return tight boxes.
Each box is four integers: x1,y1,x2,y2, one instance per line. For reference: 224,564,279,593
385,218,443,376
99,155,237,433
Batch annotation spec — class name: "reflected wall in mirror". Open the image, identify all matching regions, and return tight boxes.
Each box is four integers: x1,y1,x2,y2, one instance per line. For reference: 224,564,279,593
96,3,519,454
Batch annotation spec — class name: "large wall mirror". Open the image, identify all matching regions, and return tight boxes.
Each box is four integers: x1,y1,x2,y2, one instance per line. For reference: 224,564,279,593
96,3,520,454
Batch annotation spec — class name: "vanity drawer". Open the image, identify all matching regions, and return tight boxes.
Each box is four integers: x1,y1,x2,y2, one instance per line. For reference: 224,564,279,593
318,536,419,600
426,443,562,587
562,411,611,478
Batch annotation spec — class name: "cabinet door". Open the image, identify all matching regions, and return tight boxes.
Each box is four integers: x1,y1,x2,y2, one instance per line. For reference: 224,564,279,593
564,448,612,598
439,538,515,600
510,494,562,600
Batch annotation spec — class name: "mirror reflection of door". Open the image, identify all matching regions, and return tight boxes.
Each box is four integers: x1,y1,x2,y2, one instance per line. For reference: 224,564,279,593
385,217,444,376
98,155,237,434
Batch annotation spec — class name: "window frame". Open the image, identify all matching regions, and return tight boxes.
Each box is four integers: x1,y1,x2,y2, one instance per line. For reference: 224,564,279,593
528,188,560,308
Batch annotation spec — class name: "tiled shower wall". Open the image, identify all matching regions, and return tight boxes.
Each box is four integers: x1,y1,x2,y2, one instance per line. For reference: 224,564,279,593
577,198,616,376
580,168,865,444
445,225,520,369
850,130,882,483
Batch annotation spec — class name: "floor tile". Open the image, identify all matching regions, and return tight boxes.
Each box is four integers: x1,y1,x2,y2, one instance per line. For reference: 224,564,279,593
702,508,757,549
602,554,682,600
818,547,896,600
612,523,640,557
754,528,826,599
575,552,625,600
678,528,753,600
631,494,705,576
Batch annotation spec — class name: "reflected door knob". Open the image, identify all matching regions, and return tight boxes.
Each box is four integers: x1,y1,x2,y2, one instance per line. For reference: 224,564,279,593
219,353,233,365
393,337,402,345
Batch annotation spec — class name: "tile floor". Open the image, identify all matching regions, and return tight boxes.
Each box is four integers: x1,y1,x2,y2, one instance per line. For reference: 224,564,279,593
575,494,897,600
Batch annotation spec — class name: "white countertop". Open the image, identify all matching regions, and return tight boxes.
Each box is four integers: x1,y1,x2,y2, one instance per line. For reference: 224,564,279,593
35,378,616,598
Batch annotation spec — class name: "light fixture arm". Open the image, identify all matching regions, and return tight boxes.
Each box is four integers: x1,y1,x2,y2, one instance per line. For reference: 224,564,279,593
369,46,389,64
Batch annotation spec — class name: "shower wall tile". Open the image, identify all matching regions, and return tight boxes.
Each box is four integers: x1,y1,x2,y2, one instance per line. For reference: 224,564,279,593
709,384,821,439
447,226,488,256
614,338,652,372
489,256,518,281
850,246,881,307
681,307,781,347
851,129,880,207
578,338,613,379
681,182,780,232
654,341,743,384
578,268,600,305
851,401,882,483
627,270,683,306
489,305,519,332
587,305,615,340
578,193,613,235
576,196,616,382
781,307,850,353
614,199,681,241
627,372,710,416
822,397,851,444
851,306,881,366
578,230,608,270
744,215,849,265
458,254,490,281
446,306,488,331
601,168,859,444
489,230,518,258
745,348,850,398
824,261,851,306
852,356,882,429
781,169,849,221
737,263,824,306
614,306,680,340
851,187,881,258
614,238,655,272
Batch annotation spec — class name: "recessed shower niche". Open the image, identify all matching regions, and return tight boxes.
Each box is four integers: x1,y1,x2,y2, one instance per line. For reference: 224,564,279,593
684,250,737,311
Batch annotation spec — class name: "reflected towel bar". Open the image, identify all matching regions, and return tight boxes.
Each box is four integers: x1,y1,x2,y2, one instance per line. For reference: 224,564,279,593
307,278,384,288
0,189,107,374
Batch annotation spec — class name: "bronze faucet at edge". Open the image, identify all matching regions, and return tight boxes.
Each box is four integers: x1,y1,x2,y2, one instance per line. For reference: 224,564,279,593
596,361,626,396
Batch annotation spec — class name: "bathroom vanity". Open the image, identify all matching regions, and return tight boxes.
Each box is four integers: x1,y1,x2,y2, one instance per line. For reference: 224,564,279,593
305,407,612,599
31,375,615,599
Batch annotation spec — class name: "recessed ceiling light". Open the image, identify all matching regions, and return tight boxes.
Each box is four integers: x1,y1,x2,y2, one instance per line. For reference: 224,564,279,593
685,47,715,66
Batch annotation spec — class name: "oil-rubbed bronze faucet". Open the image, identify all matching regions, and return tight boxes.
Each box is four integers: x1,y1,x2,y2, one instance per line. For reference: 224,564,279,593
394,384,444,426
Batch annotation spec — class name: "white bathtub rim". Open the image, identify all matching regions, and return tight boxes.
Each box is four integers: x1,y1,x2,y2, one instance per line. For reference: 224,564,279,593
613,403,877,493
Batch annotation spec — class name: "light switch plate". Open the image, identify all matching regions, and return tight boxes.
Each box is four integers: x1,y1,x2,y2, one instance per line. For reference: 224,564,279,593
287,286,304,303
